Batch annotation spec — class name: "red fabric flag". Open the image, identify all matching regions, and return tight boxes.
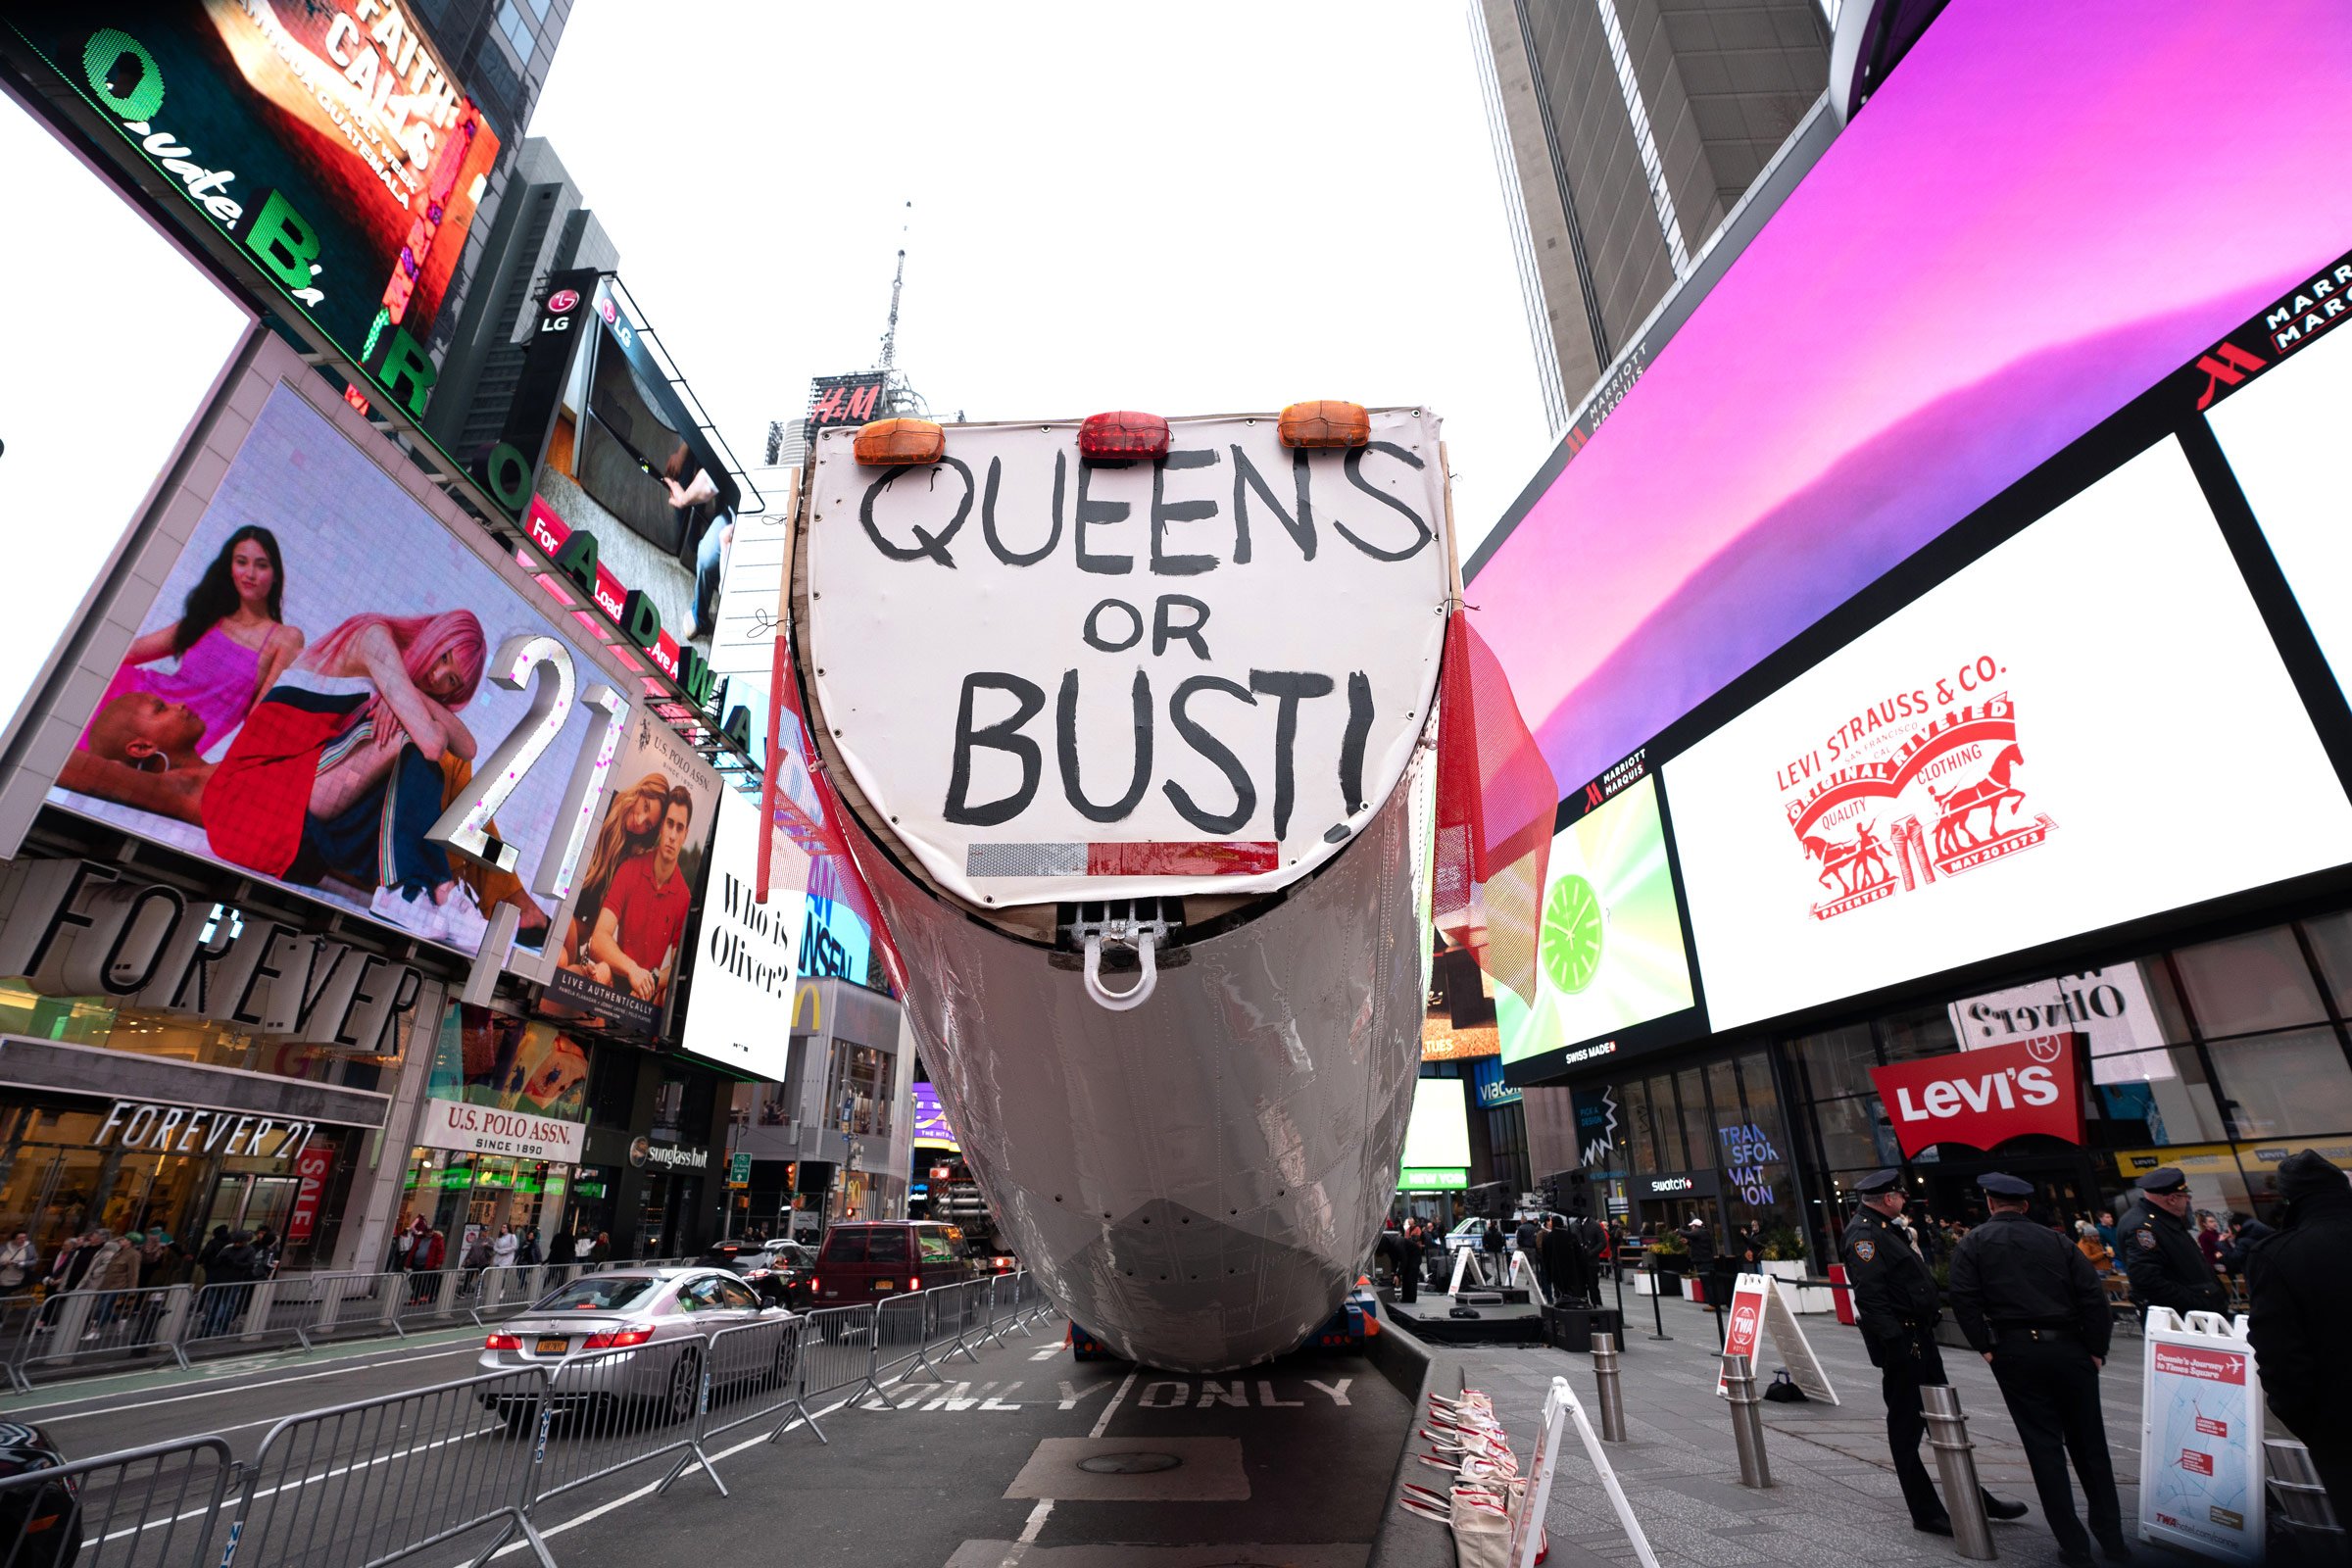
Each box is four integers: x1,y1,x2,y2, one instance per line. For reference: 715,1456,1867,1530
1432,609,1558,1004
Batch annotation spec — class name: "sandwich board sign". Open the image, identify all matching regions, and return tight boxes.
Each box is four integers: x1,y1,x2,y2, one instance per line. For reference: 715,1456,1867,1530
2138,1308,2263,1563
1715,1272,1838,1404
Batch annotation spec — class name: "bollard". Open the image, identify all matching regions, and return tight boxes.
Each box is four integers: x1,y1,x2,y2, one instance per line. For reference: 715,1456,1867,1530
1921,1385,1996,1561
1719,1351,1773,1489
1592,1332,1628,1443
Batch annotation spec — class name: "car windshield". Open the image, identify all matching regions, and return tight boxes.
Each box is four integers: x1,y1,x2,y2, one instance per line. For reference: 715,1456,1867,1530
534,1275,662,1313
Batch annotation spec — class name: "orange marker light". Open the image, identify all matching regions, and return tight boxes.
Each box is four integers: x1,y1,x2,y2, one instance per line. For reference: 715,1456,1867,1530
1078,411,1171,462
1277,400,1370,449
854,417,945,466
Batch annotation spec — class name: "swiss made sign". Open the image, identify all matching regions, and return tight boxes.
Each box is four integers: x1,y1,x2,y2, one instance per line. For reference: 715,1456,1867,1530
805,412,1450,906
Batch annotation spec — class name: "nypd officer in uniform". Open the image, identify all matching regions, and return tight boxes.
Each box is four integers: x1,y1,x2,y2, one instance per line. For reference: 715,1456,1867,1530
1842,1170,2029,1536
2118,1167,2226,1316
1949,1173,2127,1566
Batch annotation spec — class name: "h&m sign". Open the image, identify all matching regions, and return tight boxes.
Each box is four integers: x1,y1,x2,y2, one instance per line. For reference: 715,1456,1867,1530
0,859,425,1054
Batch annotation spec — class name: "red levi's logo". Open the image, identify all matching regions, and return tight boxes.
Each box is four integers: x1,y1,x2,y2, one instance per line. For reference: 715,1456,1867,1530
1867,1035,2083,1158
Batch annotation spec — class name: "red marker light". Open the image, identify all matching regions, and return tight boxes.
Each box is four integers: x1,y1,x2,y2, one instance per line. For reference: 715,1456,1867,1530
1078,411,1170,462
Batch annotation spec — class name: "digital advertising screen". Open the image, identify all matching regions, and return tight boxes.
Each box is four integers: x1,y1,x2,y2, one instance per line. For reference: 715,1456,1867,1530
2206,314,2352,708
1399,1076,1471,1190
1495,776,1698,1077
1663,437,2352,1030
10,8,501,414
1464,2,2352,801
0,89,251,762
46,383,625,962
910,1082,958,1152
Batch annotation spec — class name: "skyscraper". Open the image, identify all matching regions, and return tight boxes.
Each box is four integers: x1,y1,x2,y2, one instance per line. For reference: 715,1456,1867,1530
1472,0,1832,432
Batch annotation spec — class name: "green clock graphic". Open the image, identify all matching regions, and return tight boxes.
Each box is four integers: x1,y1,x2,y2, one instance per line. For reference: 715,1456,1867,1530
1541,872,1605,994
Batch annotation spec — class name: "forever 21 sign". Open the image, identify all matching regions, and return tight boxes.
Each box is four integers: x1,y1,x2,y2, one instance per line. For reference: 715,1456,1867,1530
804,411,1452,907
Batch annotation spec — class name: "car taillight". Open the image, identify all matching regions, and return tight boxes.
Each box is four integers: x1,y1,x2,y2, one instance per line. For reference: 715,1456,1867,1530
485,1333,521,1350
580,1327,655,1349
808,1276,819,1294
908,1276,920,1292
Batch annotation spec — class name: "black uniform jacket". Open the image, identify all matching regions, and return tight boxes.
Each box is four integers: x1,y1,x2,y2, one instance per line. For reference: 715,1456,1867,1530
2246,1185,2352,1439
2118,1199,2226,1316
1841,1205,1939,1349
1947,1210,2112,1356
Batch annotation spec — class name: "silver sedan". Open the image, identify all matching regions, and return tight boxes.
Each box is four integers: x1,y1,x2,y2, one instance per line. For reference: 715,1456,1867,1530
477,1267,796,1426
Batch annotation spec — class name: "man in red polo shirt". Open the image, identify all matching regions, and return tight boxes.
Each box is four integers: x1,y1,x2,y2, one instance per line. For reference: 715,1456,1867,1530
588,787,696,1003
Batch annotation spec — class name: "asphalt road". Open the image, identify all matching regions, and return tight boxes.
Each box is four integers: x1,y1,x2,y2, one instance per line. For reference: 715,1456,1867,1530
13,1314,1412,1568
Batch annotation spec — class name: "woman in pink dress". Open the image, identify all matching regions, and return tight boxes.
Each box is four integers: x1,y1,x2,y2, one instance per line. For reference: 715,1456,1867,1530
86,526,304,757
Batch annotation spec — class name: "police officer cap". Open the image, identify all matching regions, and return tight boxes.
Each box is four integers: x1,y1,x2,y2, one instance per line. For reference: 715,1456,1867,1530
1979,1172,2034,1197
1852,1168,1901,1194
2134,1167,2187,1194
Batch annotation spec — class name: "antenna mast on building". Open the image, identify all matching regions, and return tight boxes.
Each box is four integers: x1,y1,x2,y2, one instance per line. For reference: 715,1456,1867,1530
875,203,928,416
878,247,906,373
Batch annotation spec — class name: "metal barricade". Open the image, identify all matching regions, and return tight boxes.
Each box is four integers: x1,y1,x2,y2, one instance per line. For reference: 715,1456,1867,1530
973,1274,1014,1350
931,1281,986,1366
387,1268,467,1331
0,1435,236,1568
231,1369,553,1568
0,1293,47,1392
670,1316,822,1475
289,1272,405,1348
12,1285,191,1383
527,1333,722,1506
180,1276,309,1361
872,1290,945,1386
797,1304,887,1411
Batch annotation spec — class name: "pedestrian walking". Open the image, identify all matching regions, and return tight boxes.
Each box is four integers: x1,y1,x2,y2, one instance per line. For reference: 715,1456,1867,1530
1948,1173,2125,1566
1397,1220,1422,1304
2117,1168,2226,1316
2246,1151,2352,1533
1514,1214,1544,1289
491,1223,519,1271
0,1230,37,1293
1841,1168,2029,1538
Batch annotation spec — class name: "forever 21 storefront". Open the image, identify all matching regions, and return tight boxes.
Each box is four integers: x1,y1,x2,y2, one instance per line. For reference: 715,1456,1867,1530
1476,125,2352,1271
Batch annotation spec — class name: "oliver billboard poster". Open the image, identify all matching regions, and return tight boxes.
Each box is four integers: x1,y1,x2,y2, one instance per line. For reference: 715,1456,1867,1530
11,6,502,416
802,411,1450,907
45,384,625,963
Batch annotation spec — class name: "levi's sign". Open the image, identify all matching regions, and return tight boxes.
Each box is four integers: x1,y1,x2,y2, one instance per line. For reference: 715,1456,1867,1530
1868,1034,2083,1158
804,412,1451,906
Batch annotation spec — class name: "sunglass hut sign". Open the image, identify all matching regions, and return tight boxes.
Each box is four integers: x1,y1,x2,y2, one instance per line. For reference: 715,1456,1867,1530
803,413,1452,907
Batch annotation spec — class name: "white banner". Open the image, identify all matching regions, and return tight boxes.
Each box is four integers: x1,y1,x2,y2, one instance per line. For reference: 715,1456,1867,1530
1949,965,2175,1083
2138,1308,2264,1563
677,789,806,1081
416,1098,585,1163
804,411,1451,906
708,475,797,676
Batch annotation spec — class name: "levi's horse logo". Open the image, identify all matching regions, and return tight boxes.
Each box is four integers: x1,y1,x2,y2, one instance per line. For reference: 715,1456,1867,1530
1781,681,2055,922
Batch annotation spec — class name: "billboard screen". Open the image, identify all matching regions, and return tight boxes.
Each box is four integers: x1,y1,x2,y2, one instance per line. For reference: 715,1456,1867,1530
1464,2,2352,800
1662,438,2352,1030
1495,776,1697,1074
11,7,502,412
540,714,723,1038
676,788,803,1079
0,89,251,759
910,1082,958,1151
2206,312,2352,707
417,1004,590,1164
47,383,623,959
1399,1076,1471,1189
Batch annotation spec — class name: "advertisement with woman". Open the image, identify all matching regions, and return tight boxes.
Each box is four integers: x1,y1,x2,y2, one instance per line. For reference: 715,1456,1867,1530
539,716,720,1038
47,384,618,959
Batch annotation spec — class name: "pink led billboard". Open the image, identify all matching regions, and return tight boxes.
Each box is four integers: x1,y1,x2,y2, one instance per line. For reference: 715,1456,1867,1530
1466,1,2352,798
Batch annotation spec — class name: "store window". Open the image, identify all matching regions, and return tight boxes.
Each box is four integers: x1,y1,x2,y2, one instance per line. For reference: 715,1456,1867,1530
587,1048,639,1129
2171,927,2328,1036
1879,1004,1959,1062
2206,1029,2352,1141
1812,1093,1887,1174
2298,911,2352,1016
825,1045,894,1138
1788,1023,1876,1102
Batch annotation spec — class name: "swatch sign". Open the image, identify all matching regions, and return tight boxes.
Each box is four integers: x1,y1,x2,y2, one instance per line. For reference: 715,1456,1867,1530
1868,1034,2083,1157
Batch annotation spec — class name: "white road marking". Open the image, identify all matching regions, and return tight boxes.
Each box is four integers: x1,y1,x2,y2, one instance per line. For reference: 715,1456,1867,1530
1089,1370,1138,1439
1018,1498,1054,1542
1056,1381,1110,1411
1028,1348,1059,1361
1258,1381,1304,1407
1306,1378,1352,1406
23,1341,484,1421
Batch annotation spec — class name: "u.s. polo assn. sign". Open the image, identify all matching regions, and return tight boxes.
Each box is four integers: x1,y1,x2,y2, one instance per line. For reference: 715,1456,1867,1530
804,412,1450,906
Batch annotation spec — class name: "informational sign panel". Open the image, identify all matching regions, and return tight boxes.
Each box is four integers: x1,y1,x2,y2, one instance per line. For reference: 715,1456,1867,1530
804,412,1451,906
2207,317,2352,707
1400,1076,1471,1190
677,788,805,1080
0,92,252,771
1949,965,2174,1084
12,8,502,415
45,384,622,962
286,1144,333,1245
1715,1272,1838,1403
1665,439,2352,1030
1496,777,1697,1067
2138,1308,2264,1564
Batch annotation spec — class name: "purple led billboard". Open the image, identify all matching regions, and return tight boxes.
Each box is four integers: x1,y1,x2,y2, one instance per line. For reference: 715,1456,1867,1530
1466,1,2352,798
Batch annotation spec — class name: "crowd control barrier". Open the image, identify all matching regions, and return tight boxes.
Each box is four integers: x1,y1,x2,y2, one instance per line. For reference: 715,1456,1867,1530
0,1272,1061,1568
8,1284,193,1385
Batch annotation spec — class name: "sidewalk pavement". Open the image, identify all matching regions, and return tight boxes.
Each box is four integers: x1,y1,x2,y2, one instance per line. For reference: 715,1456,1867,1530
1439,1294,2197,1568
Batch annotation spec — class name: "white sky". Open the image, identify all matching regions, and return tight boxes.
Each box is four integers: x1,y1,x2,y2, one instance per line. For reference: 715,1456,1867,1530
526,1,1553,553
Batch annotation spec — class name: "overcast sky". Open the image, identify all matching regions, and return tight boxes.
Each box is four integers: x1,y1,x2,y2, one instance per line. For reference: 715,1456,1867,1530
527,1,1555,553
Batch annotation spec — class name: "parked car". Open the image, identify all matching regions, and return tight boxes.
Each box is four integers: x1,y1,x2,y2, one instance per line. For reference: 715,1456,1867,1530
0,1423,79,1568
477,1267,794,1428
810,1222,977,1305
703,1240,814,1308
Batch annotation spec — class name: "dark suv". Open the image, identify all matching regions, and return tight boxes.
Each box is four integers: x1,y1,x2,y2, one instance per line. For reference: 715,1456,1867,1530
811,1222,975,1303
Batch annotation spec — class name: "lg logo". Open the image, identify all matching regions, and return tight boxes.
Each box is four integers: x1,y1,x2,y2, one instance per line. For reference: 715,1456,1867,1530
547,288,580,313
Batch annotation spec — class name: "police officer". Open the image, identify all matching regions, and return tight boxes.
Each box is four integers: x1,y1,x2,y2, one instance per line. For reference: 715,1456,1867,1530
1949,1174,2127,1566
1842,1169,2029,1536
2118,1168,2227,1316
